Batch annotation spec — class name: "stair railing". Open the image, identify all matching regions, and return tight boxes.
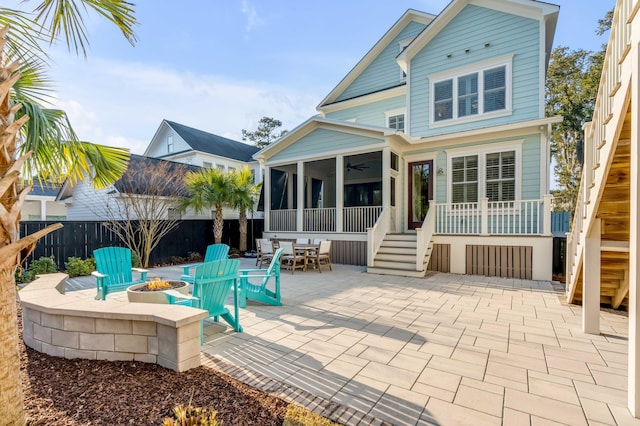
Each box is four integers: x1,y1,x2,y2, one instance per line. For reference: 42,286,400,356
366,207,390,267
416,200,435,271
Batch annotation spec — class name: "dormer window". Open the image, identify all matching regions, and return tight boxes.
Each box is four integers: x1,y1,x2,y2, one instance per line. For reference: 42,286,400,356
430,55,512,126
167,133,174,153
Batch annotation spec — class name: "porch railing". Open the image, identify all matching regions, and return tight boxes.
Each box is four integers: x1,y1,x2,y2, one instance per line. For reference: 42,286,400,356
416,201,435,271
435,198,550,235
270,209,296,232
367,207,392,267
344,206,384,233
304,208,336,232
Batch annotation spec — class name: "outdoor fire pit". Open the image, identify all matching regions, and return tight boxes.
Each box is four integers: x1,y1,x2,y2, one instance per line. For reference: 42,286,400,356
127,279,190,304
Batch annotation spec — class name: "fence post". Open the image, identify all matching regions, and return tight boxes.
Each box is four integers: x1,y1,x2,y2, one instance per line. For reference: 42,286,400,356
480,198,489,235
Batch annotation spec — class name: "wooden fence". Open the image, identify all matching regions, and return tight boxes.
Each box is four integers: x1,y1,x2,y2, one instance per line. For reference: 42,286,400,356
19,219,264,270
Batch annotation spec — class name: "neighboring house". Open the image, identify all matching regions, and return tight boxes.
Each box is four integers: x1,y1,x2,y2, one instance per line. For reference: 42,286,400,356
144,119,260,179
58,155,201,220
254,0,561,280
565,0,640,417
22,181,67,221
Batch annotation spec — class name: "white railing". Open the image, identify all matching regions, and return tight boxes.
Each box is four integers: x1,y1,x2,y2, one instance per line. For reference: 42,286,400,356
269,209,296,232
303,208,336,232
435,198,550,235
565,0,636,299
367,207,391,267
344,206,383,233
416,201,436,271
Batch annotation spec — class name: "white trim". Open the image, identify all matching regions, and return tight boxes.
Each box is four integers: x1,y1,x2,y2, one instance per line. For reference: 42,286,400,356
429,55,514,128
444,140,523,204
266,143,388,169
385,108,407,131
398,37,414,82
319,86,406,114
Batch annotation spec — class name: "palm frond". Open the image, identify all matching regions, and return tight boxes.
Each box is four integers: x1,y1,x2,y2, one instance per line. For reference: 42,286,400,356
33,0,138,57
0,8,48,61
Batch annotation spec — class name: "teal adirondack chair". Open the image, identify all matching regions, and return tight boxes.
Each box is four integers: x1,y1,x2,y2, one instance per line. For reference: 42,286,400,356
92,247,148,300
180,244,230,284
166,259,242,343
238,248,283,308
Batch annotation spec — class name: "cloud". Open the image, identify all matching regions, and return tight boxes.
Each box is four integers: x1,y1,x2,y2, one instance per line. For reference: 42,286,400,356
240,1,263,34
47,57,321,154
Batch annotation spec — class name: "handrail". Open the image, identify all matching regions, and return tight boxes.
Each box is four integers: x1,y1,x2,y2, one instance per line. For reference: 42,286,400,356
415,201,435,271
366,207,390,267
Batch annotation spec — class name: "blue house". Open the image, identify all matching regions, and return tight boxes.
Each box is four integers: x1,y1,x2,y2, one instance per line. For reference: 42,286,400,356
254,0,561,280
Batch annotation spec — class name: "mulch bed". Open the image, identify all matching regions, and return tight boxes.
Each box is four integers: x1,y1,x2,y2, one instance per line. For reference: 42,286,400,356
18,305,289,425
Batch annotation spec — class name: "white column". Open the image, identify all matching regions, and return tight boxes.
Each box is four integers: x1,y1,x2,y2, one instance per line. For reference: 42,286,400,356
382,147,391,209
297,161,304,232
629,38,640,418
543,194,553,236
40,199,46,220
264,166,271,232
583,218,601,334
336,156,344,233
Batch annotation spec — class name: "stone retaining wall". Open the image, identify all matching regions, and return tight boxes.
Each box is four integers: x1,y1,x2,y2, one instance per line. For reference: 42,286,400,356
19,273,208,372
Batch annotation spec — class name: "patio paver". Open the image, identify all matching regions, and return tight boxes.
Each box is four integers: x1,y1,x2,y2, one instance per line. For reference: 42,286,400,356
67,259,640,425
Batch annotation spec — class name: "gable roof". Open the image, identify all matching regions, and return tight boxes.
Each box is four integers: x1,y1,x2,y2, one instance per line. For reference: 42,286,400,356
318,9,435,108
396,0,560,72
163,120,259,162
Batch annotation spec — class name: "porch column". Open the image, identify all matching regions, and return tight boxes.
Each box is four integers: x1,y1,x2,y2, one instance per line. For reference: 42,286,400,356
629,37,640,418
297,161,304,232
264,165,270,232
583,218,601,334
382,147,391,208
40,199,46,220
336,155,344,233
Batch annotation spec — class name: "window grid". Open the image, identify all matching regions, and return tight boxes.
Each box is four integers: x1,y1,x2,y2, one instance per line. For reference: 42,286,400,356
388,114,405,131
432,64,507,122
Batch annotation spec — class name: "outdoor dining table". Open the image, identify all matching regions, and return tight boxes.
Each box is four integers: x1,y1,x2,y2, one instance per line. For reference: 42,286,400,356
294,244,319,271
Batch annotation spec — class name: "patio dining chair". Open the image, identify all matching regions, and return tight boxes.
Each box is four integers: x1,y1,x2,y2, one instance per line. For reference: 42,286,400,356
309,240,332,272
295,237,310,244
165,259,242,344
257,239,275,268
180,243,230,284
279,241,306,274
238,248,284,308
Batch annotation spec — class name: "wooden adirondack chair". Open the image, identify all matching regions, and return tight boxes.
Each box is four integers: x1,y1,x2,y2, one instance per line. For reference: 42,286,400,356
238,248,283,308
180,243,230,284
92,247,148,300
166,259,242,343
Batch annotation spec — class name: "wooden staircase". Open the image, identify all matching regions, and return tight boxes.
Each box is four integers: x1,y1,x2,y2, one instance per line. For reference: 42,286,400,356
366,233,432,277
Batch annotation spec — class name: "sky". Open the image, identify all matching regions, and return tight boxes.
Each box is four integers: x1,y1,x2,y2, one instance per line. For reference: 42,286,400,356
7,0,616,154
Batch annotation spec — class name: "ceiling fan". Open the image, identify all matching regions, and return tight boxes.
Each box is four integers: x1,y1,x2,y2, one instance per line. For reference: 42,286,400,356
345,157,369,172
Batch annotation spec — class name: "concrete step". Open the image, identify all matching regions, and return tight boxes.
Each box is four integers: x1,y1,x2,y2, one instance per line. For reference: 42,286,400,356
372,260,416,270
380,240,416,248
378,247,416,255
367,266,427,277
374,253,416,262
384,234,417,242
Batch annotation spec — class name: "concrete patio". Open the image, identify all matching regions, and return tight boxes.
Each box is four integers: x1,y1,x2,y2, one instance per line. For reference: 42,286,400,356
67,259,638,425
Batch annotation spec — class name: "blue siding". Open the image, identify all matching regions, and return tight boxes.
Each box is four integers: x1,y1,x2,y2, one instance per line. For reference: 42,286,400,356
403,133,541,203
410,5,540,137
336,21,426,102
270,128,384,162
325,95,406,127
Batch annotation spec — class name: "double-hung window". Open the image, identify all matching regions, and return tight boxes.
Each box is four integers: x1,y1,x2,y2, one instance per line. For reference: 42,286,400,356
388,114,405,131
167,133,174,153
431,56,512,124
448,145,519,204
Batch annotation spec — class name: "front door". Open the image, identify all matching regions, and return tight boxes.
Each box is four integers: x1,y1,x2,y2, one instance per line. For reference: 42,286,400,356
408,160,433,230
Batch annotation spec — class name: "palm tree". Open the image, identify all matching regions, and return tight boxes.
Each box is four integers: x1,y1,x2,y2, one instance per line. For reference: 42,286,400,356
0,2,137,423
182,168,233,244
229,167,261,252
